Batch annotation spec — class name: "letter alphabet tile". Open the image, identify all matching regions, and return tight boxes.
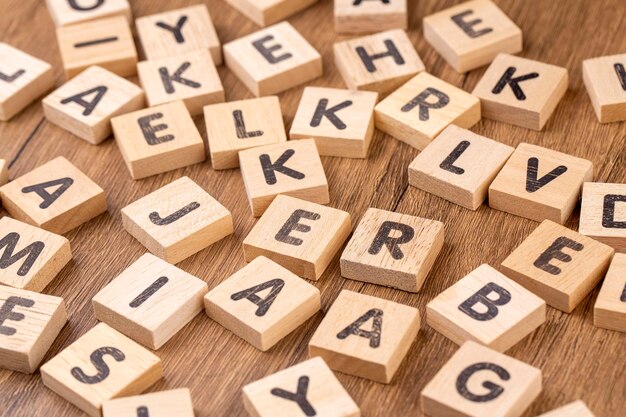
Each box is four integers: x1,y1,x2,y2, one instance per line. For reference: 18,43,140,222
579,182,626,252
0,159,8,186
537,401,595,417
46,0,131,28
103,388,195,417
583,53,626,123
334,0,407,34
594,253,626,333
226,0,319,27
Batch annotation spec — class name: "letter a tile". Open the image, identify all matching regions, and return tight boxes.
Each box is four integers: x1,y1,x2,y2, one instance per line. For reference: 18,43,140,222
103,388,195,417
579,182,626,252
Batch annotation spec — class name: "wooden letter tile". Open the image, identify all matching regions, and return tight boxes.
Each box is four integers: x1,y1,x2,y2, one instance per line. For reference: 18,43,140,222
93,253,208,349
205,96,287,170
375,72,481,150
136,5,222,65
594,253,626,333
43,66,145,145
103,388,195,417
408,125,513,210
226,0,319,27
239,139,329,217
0,43,54,121
334,29,425,96
423,0,522,73
56,15,138,79
243,195,351,280
421,341,541,417
537,401,595,417
46,0,131,27
243,357,360,417
334,0,407,34
583,53,626,123
501,220,614,312
579,182,626,252
204,256,321,351
0,286,67,373
121,176,233,264
0,157,107,234
472,53,568,130
290,87,378,158
111,100,206,179
308,290,420,383
0,159,8,186
488,143,593,224
40,323,163,417
340,208,444,292
224,22,322,96
426,264,546,352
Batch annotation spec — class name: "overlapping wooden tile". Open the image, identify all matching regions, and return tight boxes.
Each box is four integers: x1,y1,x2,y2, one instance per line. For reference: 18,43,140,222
0,159,8,186
583,53,626,123
46,0,132,27
594,253,626,333
226,0,319,27
334,0,407,34
537,401,595,417
579,182,626,252
102,388,195,417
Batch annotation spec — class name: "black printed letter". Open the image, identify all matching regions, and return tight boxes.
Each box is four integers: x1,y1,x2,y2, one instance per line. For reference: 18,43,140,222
0,233,45,277
534,237,584,275
456,362,510,402
71,347,126,384
492,67,539,101
0,296,35,336
337,308,383,348
252,36,292,64
458,282,512,321
401,88,450,121
602,194,626,229
260,149,305,185
234,110,263,138
159,62,201,94
60,86,108,116
310,99,352,130
0,69,25,83
451,10,493,38
129,276,169,308
149,202,200,226
614,63,626,91
155,16,188,43
138,113,174,145
22,178,74,209
440,141,471,175
271,376,316,416
230,279,285,316
275,210,321,246
68,0,104,11
356,39,404,73
368,221,414,260
525,157,567,192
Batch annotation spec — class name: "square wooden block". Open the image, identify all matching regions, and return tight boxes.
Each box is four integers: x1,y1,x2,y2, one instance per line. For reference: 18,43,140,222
472,53,568,130
537,401,595,417
243,195,351,280
427,264,546,352
421,341,541,417
46,0,131,27
138,50,224,116
43,66,145,145
121,176,233,264
594,253,626,333
93,253,208,349
501,220,614,313
0,159,8,186
239,139,329,217
103,388,194,417
205,256,321,351
0,156,107,234
375,72,481,150
583,53,626,123
0,286,67,373
423,0,522,73
40,323,163,417
579,182,626,252
243,357,359,417
111,100,206,179
0,217,72,292
136,5,221,65
334,0,407,34
205,96,287,170
408,125,514,210
488,143,593,224
334,29,425,96
224,22,322,96
290,87,378,158
0,43,54,121
340,208,444,292
56,15,138,79
226,0,318,27
308,290,420,383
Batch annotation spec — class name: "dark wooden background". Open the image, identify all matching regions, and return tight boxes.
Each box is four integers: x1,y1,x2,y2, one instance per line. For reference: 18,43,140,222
1,0,625,416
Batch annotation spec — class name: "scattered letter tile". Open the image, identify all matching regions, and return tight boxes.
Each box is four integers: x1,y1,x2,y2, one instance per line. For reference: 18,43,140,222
46,0,131,27
103,388,195,417
579,182,626,252
583,53,626,123
226,0,319,27
334,0,407,34
594,253,626,333
537,401,595,417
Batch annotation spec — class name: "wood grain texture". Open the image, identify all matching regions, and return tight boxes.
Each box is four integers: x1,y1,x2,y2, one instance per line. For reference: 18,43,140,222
0,0,625,416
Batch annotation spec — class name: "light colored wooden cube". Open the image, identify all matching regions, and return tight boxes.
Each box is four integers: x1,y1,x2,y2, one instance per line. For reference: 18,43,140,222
0,217,72,292
136,5,221,65
0,43,54,121
472,53,568,130
290,87,378,158
46,0,131,27
501,220,614,313
421,341,541,417
583,53,626,123
537,401,595,417
579,182,626,252
239,139,329,217
205,256,320,351
408,125,514,210
0,159,8,186
334,0,407,34
594,253,626,333
43,66,145,145
340,208,444,292
93,253,208,349
226,0,319,27
121,176,233,264
111,100,206,179
427,264,546,352
224,22,322,96
0,156,107,234
0,286,67,373
205,96,286,170
243,357,359,417
56,15,138,79
40,323,163,417
308,290,420,383
488,143,593,224
334,29,425,96
243,195,351,280
103,388,195,417
375,72,481,150
423,0,522,73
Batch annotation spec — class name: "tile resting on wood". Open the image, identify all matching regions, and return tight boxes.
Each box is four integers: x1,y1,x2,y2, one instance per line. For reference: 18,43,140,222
583,53,626,123
45,0,132,28
537,401,596,417
0,159,8,186
593,253,626,333
226,0,319,27
579,182,626,252
102,388,195,417
334,0,407,34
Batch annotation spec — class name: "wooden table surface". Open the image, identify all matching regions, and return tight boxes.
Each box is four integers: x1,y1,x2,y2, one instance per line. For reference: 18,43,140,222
1,0,625,416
